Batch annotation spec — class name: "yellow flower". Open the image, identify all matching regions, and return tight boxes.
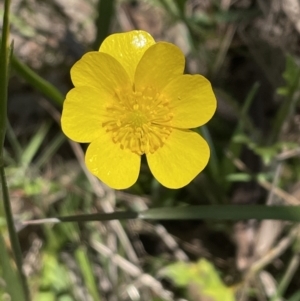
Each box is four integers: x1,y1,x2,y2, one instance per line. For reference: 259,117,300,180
61,30,216,189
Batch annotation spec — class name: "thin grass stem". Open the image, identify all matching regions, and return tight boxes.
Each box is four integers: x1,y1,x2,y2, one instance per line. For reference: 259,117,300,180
0,167,30,300
272,253,300,301
0,0,30,299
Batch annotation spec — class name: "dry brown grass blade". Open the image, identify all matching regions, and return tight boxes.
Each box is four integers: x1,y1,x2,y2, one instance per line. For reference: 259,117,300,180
90,239,174,301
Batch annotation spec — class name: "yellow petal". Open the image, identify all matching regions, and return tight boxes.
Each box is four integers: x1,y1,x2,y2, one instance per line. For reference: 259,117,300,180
162,74,217,129
146,130,209,188
99,30,155,82
85,128,141,189
61,87,109,143
134,42,185,93
71,52,131,92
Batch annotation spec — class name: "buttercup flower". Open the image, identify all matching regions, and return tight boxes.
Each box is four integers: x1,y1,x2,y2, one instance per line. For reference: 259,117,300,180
61,30,216,189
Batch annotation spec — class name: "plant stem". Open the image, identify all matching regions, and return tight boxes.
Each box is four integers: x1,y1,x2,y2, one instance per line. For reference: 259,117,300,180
0,5,10,151
0,167,30,301
0,0,30,299
93,0,115,49
11,55,64,106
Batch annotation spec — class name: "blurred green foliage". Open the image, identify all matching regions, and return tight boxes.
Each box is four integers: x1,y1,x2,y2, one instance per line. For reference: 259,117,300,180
160,259,235,301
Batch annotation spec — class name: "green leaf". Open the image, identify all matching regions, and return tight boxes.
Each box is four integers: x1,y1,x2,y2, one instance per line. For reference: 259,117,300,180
226,173,252,182
159,259,235,301
281,55,300,87
33,292,56,301
271,55,300,143
39,253,70,293
75,246,102,301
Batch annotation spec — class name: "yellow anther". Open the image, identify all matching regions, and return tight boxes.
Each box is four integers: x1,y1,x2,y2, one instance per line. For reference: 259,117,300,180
103,88,173,155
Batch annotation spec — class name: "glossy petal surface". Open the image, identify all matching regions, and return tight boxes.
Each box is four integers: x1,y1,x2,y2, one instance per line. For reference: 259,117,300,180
146,130,209,188
135,42,185,93
162,74,217,129
85,128,141,189
61,30,217,190
71,52,131,93
61,87,108,143
99,30,155,82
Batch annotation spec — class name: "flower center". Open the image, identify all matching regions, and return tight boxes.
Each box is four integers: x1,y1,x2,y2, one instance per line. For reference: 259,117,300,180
102,87,173,155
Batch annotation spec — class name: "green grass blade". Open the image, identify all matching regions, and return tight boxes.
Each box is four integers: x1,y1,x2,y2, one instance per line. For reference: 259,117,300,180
75,246,102,301
23,211,138,225
269,55,300,144
23,205,300,224
93,0,115,49
221,82,260,188
0,165,30,300
0,0,30,299
272,254,300,301
0,4,10,153
6,120,23,164
0,233,26,301
35,132,65,169
139,205,300,221
20,121,52,167
11,55,64,106
199,125,219,182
